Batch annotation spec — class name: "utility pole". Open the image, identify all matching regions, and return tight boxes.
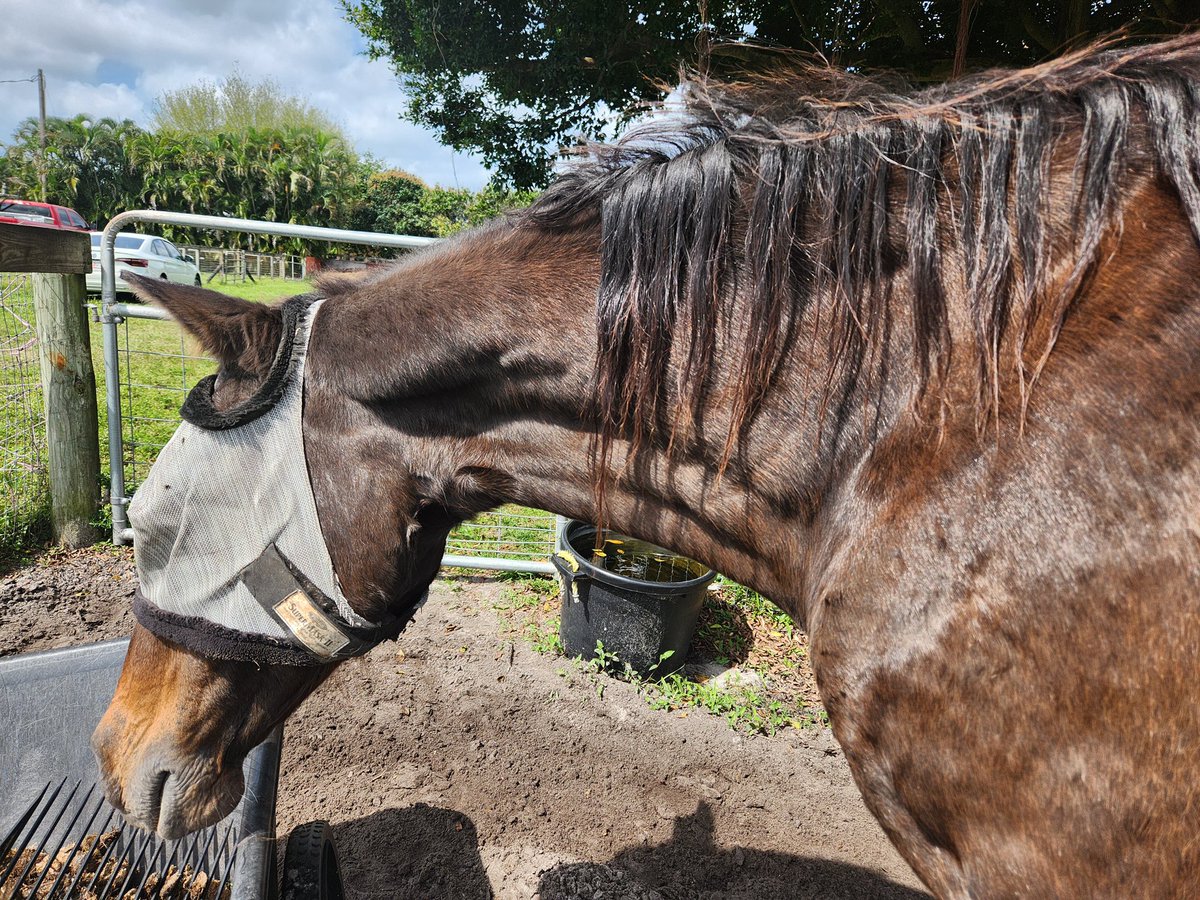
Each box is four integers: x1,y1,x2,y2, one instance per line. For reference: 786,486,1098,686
37,69,47,201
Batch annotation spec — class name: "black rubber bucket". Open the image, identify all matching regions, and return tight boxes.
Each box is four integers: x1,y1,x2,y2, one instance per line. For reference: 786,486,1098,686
551,520,715,677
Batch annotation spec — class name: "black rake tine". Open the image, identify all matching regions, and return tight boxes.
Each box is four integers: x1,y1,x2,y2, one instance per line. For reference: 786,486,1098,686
26,780,96,899
180,827,203,873
62,805,118,898
130,832,170,899
0,781,50,865
145,839,176,900
178,828,200,873
163,835,192,899
7,778,77,893
94,823,138,898
0,778,65,887
177,826,212,896
153,837,189,900
84,817,129,894
109,827,154,898
192,822,221,878
211,827,238,899
212,835,237,897
43,786,107,899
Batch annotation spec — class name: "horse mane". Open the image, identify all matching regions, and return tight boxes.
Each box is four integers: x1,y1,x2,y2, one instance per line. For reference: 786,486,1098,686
521,33,1200,472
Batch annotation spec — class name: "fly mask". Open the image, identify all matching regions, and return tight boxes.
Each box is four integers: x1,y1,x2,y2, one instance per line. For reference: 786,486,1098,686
129,296,423,666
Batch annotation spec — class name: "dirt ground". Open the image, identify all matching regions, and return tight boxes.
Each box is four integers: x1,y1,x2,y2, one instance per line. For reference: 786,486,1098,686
0,548,927,899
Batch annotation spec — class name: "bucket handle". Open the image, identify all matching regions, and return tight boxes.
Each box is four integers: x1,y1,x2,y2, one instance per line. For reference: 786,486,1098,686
553,549,582,574
551,549,589,602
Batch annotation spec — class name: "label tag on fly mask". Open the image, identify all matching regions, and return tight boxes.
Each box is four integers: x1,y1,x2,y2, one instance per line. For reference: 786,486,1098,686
240,543,351,658
273,590,351,658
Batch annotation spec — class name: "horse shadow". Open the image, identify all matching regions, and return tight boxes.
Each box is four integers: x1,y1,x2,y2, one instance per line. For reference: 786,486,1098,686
538,802,930,900
332,802,928,899
330,803,493,899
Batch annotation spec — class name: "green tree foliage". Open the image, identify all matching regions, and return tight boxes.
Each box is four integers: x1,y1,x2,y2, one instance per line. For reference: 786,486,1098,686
344,0,1189,188
421,183,538,236
125,125,362,251
151,70,346,138
349,168,432,234
0,69,533,252
0,72,378,253
0,114,143,226
349,169,536,238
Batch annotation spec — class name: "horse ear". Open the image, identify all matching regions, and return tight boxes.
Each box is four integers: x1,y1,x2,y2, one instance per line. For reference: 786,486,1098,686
124,274,283,376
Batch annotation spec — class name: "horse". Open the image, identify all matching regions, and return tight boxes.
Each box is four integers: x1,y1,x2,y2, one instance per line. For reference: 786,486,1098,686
93,36,1200,897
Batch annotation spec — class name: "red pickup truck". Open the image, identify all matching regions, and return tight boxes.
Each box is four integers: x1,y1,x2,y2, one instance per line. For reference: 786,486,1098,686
0,199,89,231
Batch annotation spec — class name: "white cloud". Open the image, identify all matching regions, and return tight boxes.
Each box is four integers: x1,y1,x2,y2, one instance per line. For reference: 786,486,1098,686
0,0,491,189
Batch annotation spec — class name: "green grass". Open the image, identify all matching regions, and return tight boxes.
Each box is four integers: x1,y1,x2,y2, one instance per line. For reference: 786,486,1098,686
445,505,556,562
198,275,314,303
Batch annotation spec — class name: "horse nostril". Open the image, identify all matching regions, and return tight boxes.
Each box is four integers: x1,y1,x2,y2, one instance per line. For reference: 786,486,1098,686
146,770,170,832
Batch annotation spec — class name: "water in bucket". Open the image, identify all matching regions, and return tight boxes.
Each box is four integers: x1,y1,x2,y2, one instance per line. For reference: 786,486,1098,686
574,531,708,583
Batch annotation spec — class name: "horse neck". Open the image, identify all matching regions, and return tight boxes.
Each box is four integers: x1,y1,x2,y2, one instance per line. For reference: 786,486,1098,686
310,220,890,617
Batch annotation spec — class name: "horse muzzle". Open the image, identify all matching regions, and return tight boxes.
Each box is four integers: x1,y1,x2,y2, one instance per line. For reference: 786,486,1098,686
93,718,245,840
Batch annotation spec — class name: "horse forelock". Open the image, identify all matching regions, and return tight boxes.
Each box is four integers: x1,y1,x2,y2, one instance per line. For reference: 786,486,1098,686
520,33,1200,495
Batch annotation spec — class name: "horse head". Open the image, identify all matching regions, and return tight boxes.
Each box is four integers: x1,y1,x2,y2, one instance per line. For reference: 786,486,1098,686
91,273,471,839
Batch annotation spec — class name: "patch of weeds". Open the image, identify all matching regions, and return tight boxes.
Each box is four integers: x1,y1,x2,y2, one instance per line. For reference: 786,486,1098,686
524,617,563,655
494,571,558,592
644,674,797,735
488,574,563,656
492,585,541,612
715,578,795,635
690,582,817,722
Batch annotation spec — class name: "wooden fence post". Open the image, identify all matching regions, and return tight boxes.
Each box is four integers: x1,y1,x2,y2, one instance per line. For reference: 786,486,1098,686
32,271,100,547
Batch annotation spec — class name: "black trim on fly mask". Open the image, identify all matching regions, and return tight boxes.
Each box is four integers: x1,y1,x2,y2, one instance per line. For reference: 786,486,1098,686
132,544,426,666
179,295,318,430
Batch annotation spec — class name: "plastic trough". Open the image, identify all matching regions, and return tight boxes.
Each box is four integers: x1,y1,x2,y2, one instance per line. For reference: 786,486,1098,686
0,638,281,899
552,519,716,676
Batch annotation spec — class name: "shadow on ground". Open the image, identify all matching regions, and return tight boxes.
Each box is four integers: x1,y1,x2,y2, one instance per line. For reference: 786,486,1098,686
333,802,927,899
538,803,929,900
333,803,492,899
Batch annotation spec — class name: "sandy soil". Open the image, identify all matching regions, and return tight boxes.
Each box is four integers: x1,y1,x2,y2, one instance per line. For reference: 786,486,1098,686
0,548,927,899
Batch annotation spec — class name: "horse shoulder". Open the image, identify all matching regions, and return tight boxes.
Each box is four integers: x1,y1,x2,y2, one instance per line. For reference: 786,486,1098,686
804,246,1200,894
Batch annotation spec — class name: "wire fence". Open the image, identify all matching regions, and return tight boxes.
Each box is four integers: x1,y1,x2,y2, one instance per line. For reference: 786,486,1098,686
0,274,48,548
449,505,559,565
114,315,215,492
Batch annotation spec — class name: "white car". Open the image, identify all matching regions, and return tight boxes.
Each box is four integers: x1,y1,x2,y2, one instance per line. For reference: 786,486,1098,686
86,232,202,294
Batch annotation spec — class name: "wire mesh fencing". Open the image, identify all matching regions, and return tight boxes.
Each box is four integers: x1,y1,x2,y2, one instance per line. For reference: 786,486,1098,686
446,505,558,567
112,314,215,493
0,274,48,549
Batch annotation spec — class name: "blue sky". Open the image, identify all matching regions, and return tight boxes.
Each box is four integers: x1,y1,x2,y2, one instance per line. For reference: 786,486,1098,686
0,0,492,190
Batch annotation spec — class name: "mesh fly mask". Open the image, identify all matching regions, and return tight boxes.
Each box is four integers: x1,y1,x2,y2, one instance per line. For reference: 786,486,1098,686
130,297,423,666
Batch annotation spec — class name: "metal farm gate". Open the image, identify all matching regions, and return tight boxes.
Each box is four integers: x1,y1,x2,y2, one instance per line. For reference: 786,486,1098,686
100,211,558,574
